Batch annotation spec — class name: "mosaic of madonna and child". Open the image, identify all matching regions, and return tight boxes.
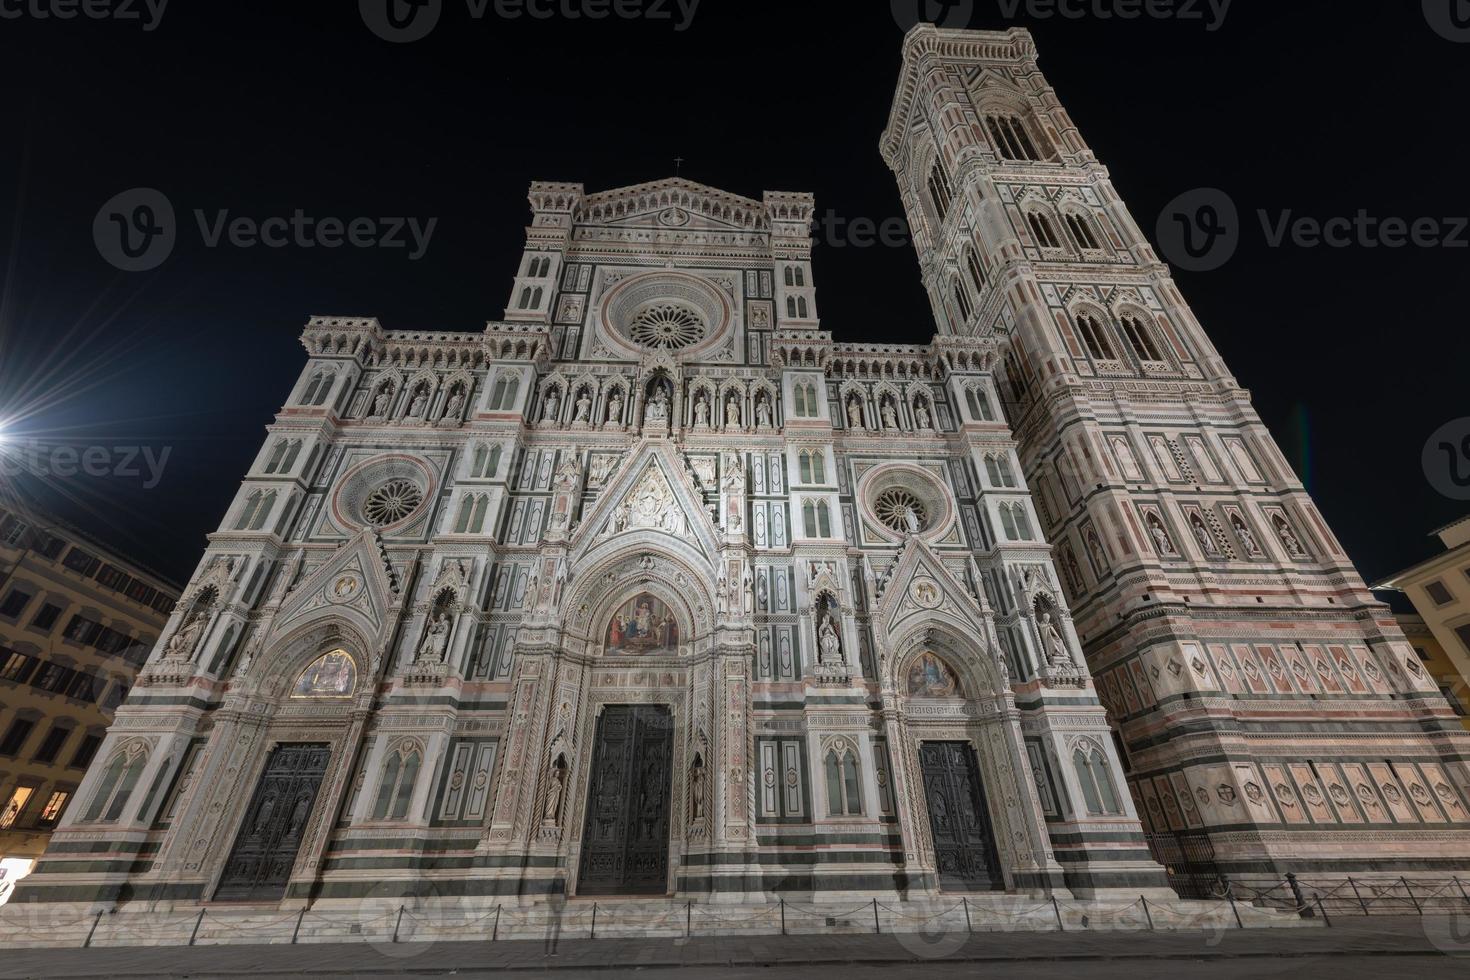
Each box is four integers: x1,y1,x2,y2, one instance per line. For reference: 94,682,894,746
604,592,680,656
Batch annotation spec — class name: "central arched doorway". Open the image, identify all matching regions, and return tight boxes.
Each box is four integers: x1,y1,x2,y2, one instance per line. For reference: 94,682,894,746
575,703,675,895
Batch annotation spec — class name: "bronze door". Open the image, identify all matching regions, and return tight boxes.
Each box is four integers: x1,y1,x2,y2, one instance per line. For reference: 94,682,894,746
919,741,1005,891
576,705,673,895
215,743,331,901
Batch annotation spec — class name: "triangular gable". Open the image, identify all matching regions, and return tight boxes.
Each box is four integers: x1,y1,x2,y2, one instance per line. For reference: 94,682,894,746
268,530,402,648
570,440,720,565
579,178,767,232
873,537,986,645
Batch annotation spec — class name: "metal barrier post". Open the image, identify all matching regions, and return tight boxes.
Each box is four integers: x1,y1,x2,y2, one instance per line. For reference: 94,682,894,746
1051,894,1064,931
1287,873,1313,918
492,905,501,941
392,906,404,943
590,902,598,940
188,909,205,947
1348,877,1370,915
1315,894,1332,928
291,908,306,944
780,898,786,936
1141,896,1155,931
963,896,972,934
687,900,692,938
1402,877,1422,915
82,910,103,949
1227,891,1244,930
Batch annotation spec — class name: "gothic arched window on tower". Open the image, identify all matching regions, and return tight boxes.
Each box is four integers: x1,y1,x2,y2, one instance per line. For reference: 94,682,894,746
1026,212,1062,250
1072,744,1122,815
965,247,986,294
927,161,953,223
797,297,809,318
1065,212,1101,251
81,742,149,823
1074,312,1116,361
784,266,794,287
373,744,422,822
1119,314,1164,362
953,281,973,324
795,267,806,287
985,112,1043,162
824,747,863,816
786,296,797,318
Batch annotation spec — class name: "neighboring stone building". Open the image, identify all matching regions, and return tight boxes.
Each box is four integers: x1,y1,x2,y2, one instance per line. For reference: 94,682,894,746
0,506,177,904
10,26,1468,917
1374,518,1470,730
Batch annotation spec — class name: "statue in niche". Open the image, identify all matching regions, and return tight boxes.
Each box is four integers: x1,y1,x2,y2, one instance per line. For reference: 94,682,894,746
715,572,729,616
1038,611,1070,669
915,401,932,430
408,386,428,419
1275,517,1306,558
756,395,772,428
442,386,464,420
818,612,844,667
881,398,899,429
742,567,754,616
573,389,591,423
606,389,623,424
542,388,560,421
371,386,392,417
163,609,207,661
645,384,669,423
1192,516,1218,555
1233,516,1262,556
543,757,567,825
418,610,452,663
1147,515,1175,555
693,393,709,426
690,756,706,821
902,504,922,534
846,398,863,429
726,396,741,427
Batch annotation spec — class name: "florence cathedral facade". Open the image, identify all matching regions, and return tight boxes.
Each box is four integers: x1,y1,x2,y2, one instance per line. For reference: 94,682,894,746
15,26,1470,912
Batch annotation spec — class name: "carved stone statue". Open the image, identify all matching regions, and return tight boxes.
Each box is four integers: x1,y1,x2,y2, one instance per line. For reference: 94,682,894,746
847,398,863,428
1149,519,1174,556
163,610,206,662
542,389,560,421
408,388,428,419
881,399,898,429
646,385,669,423
818,612,844,667
543,761,566,824
742,568,754,616
442,387,464,420
606,390,623,424
372,387,391,417
1276,520,1305,557
690,761,706,820
902,505,921,534
573,389,591,422
418,611,451,663
1038,612,1069,669
1193,519,1217,555
693,393,709,426
915,402,931,430
1234,518,1261,555
726,396,741,426
755,396,771,428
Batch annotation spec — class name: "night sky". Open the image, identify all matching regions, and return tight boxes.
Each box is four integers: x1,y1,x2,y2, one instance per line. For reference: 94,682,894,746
0,2,1463,601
